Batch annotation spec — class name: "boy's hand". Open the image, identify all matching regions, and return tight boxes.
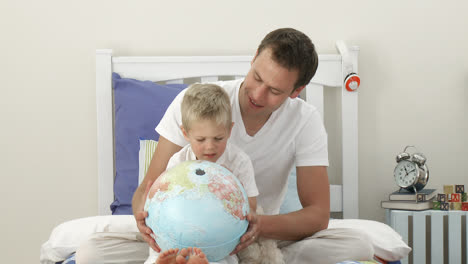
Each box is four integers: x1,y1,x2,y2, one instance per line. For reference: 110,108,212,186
230,210,261,255
135,181,161,252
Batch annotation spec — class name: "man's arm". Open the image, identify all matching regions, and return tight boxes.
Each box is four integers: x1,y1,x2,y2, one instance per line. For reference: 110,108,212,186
231,166,329,254
259,166,330,240
132,135,182,250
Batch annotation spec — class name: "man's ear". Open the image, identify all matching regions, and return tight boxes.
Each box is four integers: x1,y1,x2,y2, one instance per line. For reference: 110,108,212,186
251,50,259,66
290,85,306,99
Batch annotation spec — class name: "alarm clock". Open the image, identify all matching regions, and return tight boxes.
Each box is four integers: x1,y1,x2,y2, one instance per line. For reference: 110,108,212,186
393,145,429,192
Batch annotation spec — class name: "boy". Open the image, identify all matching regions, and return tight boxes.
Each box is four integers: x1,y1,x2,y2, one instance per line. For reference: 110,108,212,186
148,83,259,264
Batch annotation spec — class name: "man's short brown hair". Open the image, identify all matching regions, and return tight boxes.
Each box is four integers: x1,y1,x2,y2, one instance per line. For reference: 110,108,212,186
257,28,319,90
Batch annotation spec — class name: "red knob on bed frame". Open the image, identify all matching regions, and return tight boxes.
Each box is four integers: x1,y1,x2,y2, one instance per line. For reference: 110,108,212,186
344,73,360,92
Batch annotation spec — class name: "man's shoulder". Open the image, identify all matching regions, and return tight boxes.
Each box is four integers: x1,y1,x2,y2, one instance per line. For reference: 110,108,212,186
287,97,317,111
280,97,320,121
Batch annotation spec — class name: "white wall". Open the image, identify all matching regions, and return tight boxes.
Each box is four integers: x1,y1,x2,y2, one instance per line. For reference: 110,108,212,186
1,0,467,262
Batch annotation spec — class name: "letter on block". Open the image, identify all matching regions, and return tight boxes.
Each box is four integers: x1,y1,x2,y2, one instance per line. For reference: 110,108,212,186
462,202,468,211
440,202,449,211
417,193,426,202
437,193,446,202
450,202,462,210
450,193,461,203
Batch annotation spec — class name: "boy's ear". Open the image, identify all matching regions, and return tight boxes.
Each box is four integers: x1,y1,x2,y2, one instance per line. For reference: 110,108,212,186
229,122,234,134
181,125,189,140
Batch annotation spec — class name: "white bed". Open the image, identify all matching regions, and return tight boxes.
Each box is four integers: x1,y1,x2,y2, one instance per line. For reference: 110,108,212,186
95,41,360,218
40,41,412,264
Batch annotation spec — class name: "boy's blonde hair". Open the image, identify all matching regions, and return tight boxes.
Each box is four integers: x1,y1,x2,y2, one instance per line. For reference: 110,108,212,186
181,83,232,131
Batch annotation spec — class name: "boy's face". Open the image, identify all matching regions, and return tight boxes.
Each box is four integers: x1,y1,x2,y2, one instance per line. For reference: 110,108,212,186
239,47,304,120
182,119,232,163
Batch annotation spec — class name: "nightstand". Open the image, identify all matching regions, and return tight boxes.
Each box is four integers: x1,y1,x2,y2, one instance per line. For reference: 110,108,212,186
385,209,467,264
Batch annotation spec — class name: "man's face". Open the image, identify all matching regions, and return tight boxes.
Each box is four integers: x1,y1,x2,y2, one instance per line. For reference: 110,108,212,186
239,48,303,120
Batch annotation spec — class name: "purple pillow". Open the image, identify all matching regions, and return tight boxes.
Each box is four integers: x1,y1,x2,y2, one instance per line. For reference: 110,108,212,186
112,73,186,215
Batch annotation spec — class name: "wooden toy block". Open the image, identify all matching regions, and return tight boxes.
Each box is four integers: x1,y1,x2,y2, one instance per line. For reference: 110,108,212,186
462,202,468,211
462,193,467,202
440,202,449,211
433,201,441,210
416,193,426,202
450,202,462,210
444,185,454,194
455,185,464,193
437,193,446,202
450,193,461,202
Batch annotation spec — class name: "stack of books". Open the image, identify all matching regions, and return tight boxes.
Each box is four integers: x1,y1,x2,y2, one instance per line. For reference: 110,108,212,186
381,188,436,211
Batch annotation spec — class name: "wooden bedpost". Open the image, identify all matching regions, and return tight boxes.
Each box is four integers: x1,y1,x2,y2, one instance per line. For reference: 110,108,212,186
337,42,360,219
96,49,114,215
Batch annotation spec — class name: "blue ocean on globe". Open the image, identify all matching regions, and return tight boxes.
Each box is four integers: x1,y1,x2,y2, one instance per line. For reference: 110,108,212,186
145,160,250,261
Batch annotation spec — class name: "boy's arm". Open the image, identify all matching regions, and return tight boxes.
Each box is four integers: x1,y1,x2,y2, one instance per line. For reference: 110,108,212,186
132,135,182,250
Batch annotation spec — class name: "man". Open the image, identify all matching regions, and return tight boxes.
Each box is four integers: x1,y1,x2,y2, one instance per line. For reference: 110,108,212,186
134,28,373,263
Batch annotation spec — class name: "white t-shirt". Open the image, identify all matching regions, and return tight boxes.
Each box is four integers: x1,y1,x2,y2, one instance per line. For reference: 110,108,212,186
167,142,259,198
156,79,328,214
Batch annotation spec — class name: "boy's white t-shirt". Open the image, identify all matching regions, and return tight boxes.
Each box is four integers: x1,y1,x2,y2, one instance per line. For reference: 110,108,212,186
156,79,328,215
167,142,259,198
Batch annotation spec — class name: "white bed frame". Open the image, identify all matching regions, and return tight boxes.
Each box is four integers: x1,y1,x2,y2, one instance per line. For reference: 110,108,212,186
95,41,360,218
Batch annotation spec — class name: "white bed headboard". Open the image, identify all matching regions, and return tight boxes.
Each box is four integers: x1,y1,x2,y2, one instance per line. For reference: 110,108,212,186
95,42,360,218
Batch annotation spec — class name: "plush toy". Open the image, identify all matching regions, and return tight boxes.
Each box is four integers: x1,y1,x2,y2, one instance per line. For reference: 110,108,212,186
238,206,285,264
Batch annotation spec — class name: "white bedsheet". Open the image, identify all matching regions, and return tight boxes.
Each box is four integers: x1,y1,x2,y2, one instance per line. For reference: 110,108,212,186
40,216,410,263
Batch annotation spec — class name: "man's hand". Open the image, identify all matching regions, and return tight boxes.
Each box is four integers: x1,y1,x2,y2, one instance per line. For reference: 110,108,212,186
230,210,261,255
135,181,161,252
132,136,183,252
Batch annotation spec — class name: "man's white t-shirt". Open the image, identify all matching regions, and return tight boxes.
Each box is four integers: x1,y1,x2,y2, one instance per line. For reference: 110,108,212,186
167,142,259,198
156,79,328,215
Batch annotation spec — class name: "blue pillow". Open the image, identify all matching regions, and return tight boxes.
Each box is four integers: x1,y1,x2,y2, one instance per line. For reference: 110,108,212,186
112,73,187,215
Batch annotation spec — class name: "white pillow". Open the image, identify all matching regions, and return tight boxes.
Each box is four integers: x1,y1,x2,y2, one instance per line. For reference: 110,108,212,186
139,139,158,185
41,139,158,264
328,219,411,261
40,215,138,264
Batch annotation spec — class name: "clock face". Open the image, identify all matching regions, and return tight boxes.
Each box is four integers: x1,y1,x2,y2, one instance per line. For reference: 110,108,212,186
394,160,420,188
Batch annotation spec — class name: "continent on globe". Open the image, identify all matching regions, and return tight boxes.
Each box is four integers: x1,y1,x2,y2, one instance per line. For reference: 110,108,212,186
145,160,250,262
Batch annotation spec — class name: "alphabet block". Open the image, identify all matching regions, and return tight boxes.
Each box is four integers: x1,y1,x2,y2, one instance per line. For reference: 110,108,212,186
450,193,461,202
416,193,426,202
444,185,454,194
437,193,446,202
440,202,449,211
462,203,468,211
450,202,462,210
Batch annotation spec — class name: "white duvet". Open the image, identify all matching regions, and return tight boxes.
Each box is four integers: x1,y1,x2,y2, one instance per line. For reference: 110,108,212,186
40,216,410,263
